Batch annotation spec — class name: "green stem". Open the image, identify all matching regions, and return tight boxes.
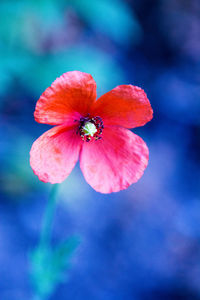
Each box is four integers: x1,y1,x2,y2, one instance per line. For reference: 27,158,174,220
31,184,59,300
31,184,80,300
40,184,59,247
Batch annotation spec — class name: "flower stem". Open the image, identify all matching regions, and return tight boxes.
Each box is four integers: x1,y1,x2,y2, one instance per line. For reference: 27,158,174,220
40,184,59,247
31,184,80,300
31,184,59,300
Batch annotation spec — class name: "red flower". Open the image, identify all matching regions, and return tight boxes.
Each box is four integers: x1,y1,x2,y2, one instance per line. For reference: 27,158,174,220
30,71,153,193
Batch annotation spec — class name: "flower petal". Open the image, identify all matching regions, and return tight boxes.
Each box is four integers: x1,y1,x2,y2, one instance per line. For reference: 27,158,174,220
92,85,153,128
34,71,97,125
80,126,149,193
30,125,82,183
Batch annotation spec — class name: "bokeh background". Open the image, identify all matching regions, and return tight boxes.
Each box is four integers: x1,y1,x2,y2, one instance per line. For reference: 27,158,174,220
0,0,200,299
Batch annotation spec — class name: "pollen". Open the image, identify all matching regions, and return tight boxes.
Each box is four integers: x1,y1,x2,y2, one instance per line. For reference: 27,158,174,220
82,122,97,137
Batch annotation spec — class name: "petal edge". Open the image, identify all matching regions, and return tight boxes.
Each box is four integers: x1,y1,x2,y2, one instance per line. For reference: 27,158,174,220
30,125,82,183
34,71,97,126
92,85,153,128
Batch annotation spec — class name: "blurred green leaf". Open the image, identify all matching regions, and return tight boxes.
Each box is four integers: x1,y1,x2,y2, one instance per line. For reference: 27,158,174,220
69,0,141,44
0,0,64,95
0,0,63,52
0,70,11,97
23,45,125,96
0,0,130,98
30,236,80,298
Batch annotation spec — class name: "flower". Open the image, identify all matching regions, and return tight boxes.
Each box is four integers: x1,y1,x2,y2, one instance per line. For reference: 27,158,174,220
30,71,153,193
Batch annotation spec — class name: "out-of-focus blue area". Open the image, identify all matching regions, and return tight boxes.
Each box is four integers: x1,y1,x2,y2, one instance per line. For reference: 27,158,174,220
0,0,200,299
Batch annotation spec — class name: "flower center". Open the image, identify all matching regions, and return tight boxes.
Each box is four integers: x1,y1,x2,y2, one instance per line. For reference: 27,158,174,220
82,122,97,137
77,115,104,142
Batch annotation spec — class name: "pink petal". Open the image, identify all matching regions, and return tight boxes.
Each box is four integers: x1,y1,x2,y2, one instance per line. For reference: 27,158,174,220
30,125,82,183
80,126,149,193
92,85,153,128
34,71,97,126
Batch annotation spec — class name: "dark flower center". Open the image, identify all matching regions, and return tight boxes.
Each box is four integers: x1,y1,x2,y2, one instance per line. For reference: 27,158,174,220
76,114,104,142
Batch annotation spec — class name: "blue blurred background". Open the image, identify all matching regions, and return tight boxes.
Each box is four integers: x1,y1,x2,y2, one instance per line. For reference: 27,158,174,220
0,0,200,299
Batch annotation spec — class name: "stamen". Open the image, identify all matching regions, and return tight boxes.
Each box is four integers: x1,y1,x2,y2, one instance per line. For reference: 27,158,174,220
77,115,104,142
